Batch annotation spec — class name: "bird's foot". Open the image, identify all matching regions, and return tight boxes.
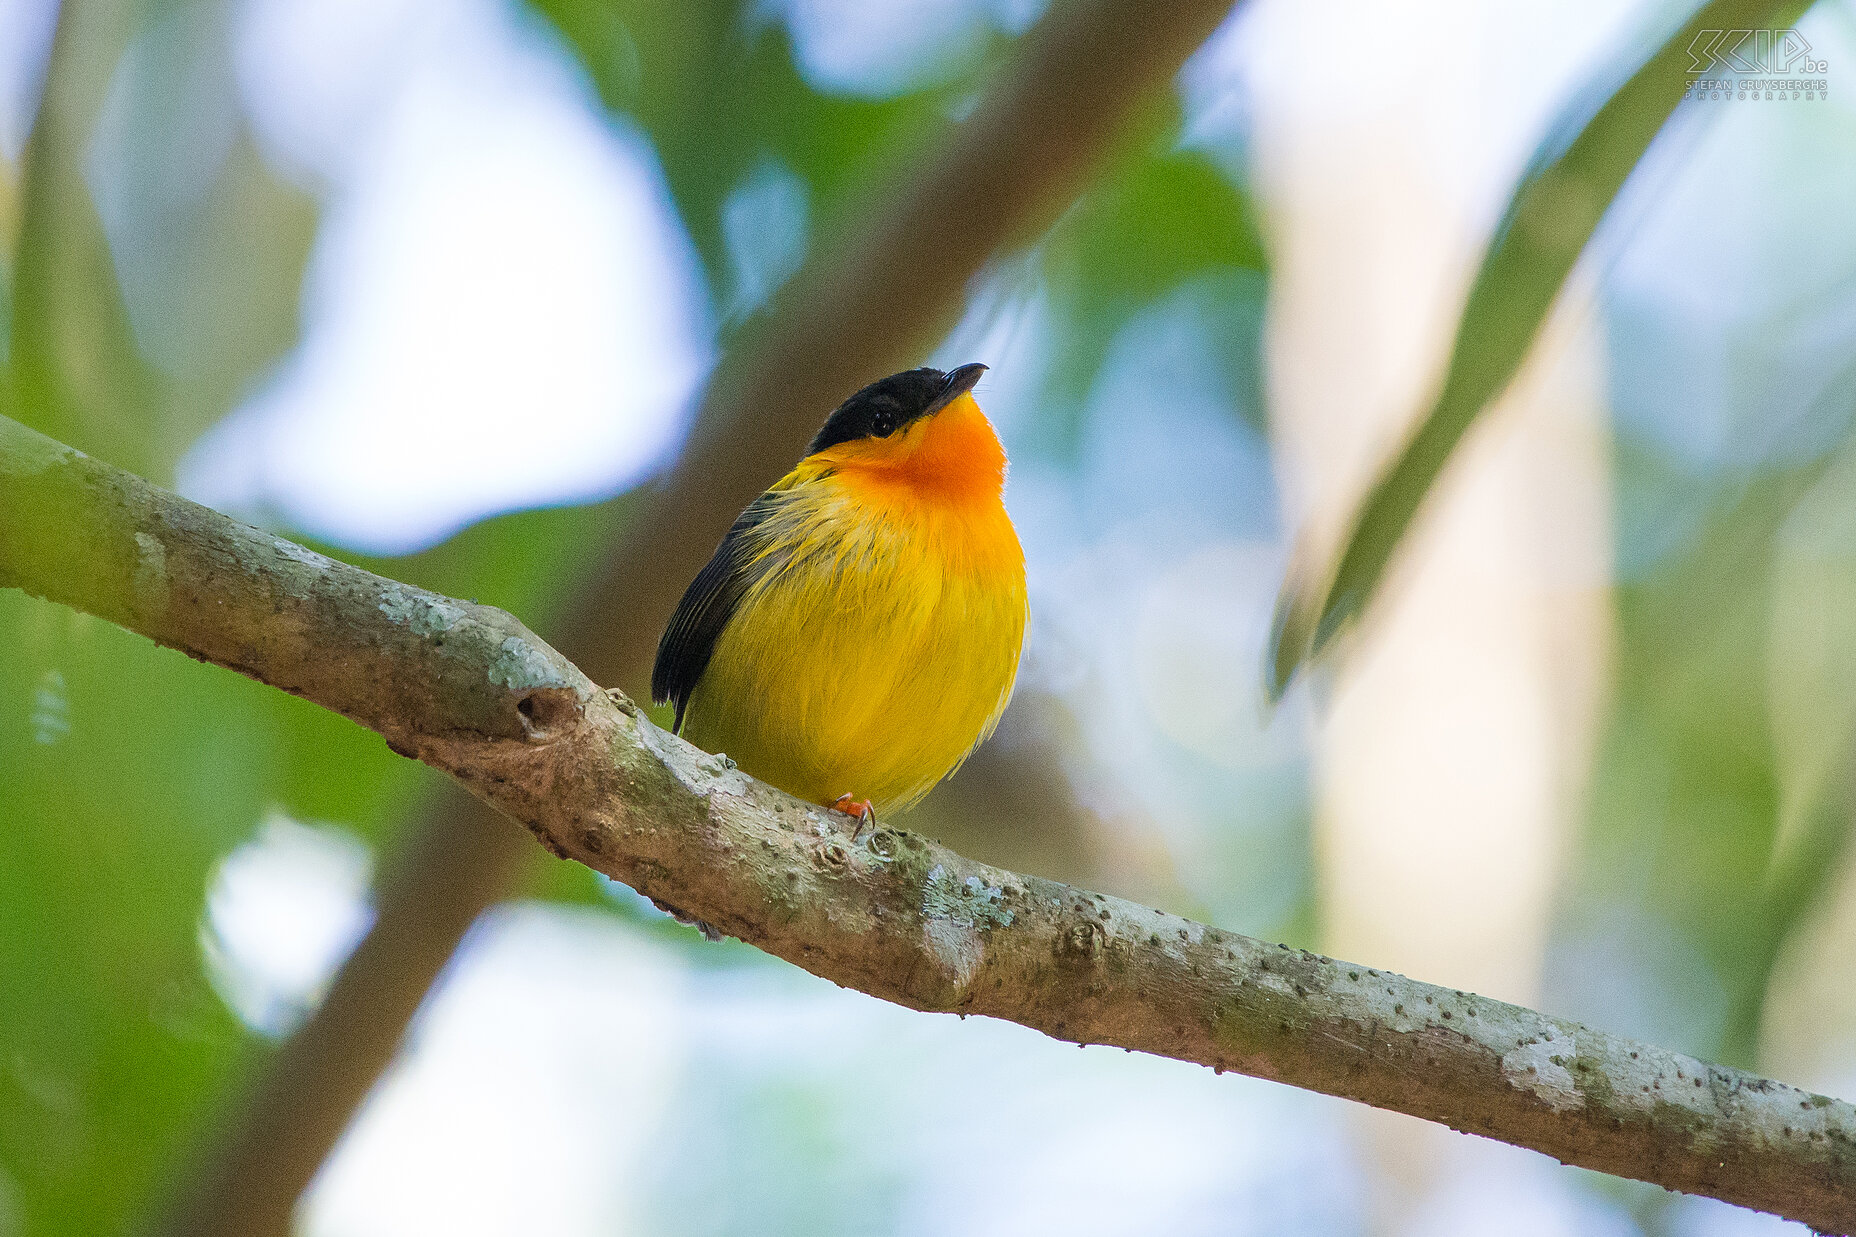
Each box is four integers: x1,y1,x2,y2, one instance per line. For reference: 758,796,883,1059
831,794,877,842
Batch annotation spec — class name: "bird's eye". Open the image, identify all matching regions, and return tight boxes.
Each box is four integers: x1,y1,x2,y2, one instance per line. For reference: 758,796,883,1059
872,410,896,436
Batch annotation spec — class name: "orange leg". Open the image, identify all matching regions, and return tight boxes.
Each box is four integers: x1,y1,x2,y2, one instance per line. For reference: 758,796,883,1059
830,794,877,836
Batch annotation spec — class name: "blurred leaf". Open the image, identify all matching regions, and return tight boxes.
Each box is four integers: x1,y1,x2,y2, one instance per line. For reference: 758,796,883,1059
133,132,319,481
1267,0,1817,699
4,0,164,478
532,0,971,304
1762,438,1856,973
1,598,303,1236
6,2,316,487
1768,447,1856,863
1,151,18,362
1563,457,1847,1067
1036,132,1268,446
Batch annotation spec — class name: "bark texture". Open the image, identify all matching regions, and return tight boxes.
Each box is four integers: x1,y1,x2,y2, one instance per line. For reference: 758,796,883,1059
5,415,1855,1231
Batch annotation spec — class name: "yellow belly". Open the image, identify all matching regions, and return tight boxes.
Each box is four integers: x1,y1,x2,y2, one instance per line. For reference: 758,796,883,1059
679,478,1026,814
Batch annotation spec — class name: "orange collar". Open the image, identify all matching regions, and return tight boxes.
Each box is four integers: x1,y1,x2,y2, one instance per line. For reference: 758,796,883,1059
811,394,1006,504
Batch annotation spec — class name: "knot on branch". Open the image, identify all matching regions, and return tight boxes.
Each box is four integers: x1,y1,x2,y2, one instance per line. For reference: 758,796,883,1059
514,686,582,743
1056,917,1108,962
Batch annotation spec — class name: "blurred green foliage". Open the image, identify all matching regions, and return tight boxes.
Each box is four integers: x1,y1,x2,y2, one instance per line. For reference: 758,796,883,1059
1267,0,1815,697
3,0,1854,1233
534,0,962,288
1036,136,1268,446
1564,461,1841,1067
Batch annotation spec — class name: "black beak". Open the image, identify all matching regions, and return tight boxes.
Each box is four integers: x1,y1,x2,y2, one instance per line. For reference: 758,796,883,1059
927,362,987,413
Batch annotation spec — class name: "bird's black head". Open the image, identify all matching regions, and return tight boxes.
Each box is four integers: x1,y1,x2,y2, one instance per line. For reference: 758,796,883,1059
807,362,987,455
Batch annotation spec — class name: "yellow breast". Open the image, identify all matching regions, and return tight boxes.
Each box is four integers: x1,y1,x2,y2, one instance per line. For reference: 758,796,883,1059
679,400,1027,814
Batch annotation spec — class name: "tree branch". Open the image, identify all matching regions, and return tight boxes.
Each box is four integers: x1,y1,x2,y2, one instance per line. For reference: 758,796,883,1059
6,417,1854,1232
148,1,1244,1231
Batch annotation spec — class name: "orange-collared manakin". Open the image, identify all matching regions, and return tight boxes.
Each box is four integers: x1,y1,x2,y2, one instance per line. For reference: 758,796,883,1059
653,363,1027,824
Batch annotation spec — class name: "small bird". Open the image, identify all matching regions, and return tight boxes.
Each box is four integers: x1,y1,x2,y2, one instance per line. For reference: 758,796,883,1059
652,362,1027,825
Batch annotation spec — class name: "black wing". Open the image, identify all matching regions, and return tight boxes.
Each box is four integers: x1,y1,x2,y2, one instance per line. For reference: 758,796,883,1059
652,492,784,732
